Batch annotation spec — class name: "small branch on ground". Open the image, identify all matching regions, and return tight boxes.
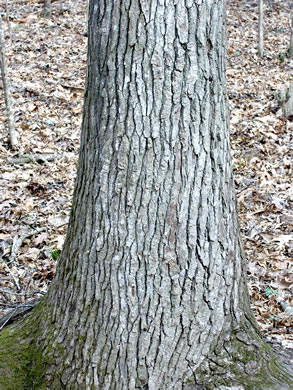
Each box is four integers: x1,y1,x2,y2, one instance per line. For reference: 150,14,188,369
0,258,20,291
7,154,57,164
0,289,44,297
10,227,46,264
0,299,40,330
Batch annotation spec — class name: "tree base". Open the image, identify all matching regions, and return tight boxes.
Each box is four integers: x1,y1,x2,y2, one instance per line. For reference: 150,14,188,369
0,322,47,389
187,317,293,389
0,308,292,389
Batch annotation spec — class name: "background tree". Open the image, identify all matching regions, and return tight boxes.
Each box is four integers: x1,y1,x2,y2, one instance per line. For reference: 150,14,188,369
289,11,293,57
4,0,12,43
0,0,292,389
258,0,264,56
0,14,17,149
41,0,51,18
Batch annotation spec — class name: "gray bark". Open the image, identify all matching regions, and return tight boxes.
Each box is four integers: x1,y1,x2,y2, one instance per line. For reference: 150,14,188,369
46,0,243,386
0,0,292,389
258,0,264,57
5,0,13,43
276,84,293,118
289,13,293,58
0,15,18,149
41,0,51,17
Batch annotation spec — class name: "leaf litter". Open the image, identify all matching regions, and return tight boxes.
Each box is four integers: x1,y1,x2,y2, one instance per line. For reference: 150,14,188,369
0,0,292,349
228,0,293,348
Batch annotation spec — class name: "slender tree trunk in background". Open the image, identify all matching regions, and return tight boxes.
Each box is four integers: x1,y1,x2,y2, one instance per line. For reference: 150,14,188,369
258,0,264,57
0,15,18,149
5,0,13,43
0,0,292,389
289,13,293,58
41,0,51,17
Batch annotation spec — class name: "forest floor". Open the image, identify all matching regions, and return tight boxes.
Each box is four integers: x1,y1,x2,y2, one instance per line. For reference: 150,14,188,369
0,0,292,352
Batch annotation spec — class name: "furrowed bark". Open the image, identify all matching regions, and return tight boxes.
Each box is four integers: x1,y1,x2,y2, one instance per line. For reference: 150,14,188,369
0,1,292,389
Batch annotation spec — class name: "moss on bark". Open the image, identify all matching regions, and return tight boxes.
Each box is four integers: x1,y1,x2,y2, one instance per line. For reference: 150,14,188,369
186,318,293,390
0,299,52,390
0,303,292,389
0,323,46,389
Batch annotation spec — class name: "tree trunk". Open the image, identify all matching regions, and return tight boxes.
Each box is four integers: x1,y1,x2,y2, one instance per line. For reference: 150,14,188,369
0,0,292,389
41,0,51,17
258,0,264,57
0,15,18,149
289,12,293,58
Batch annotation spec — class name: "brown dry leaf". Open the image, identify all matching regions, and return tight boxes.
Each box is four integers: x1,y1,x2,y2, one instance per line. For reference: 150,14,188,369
34,232,48,246
0,233,11,240
48,215,69,229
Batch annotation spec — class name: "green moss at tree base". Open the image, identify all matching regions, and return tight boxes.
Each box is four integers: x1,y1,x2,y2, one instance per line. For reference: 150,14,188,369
0,303,292,389
187,321,293,390
0,300,52,390
0,322,47,389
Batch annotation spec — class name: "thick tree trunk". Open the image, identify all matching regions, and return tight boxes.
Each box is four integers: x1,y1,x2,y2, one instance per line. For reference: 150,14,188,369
0,0,292,389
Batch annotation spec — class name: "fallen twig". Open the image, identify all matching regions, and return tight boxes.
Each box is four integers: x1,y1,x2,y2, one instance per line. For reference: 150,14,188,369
7,153,56,165
0,307,18,330
46,78,84,91
0,258,20,290
0,299,40,330
10,227,46,263
0,288,44,297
